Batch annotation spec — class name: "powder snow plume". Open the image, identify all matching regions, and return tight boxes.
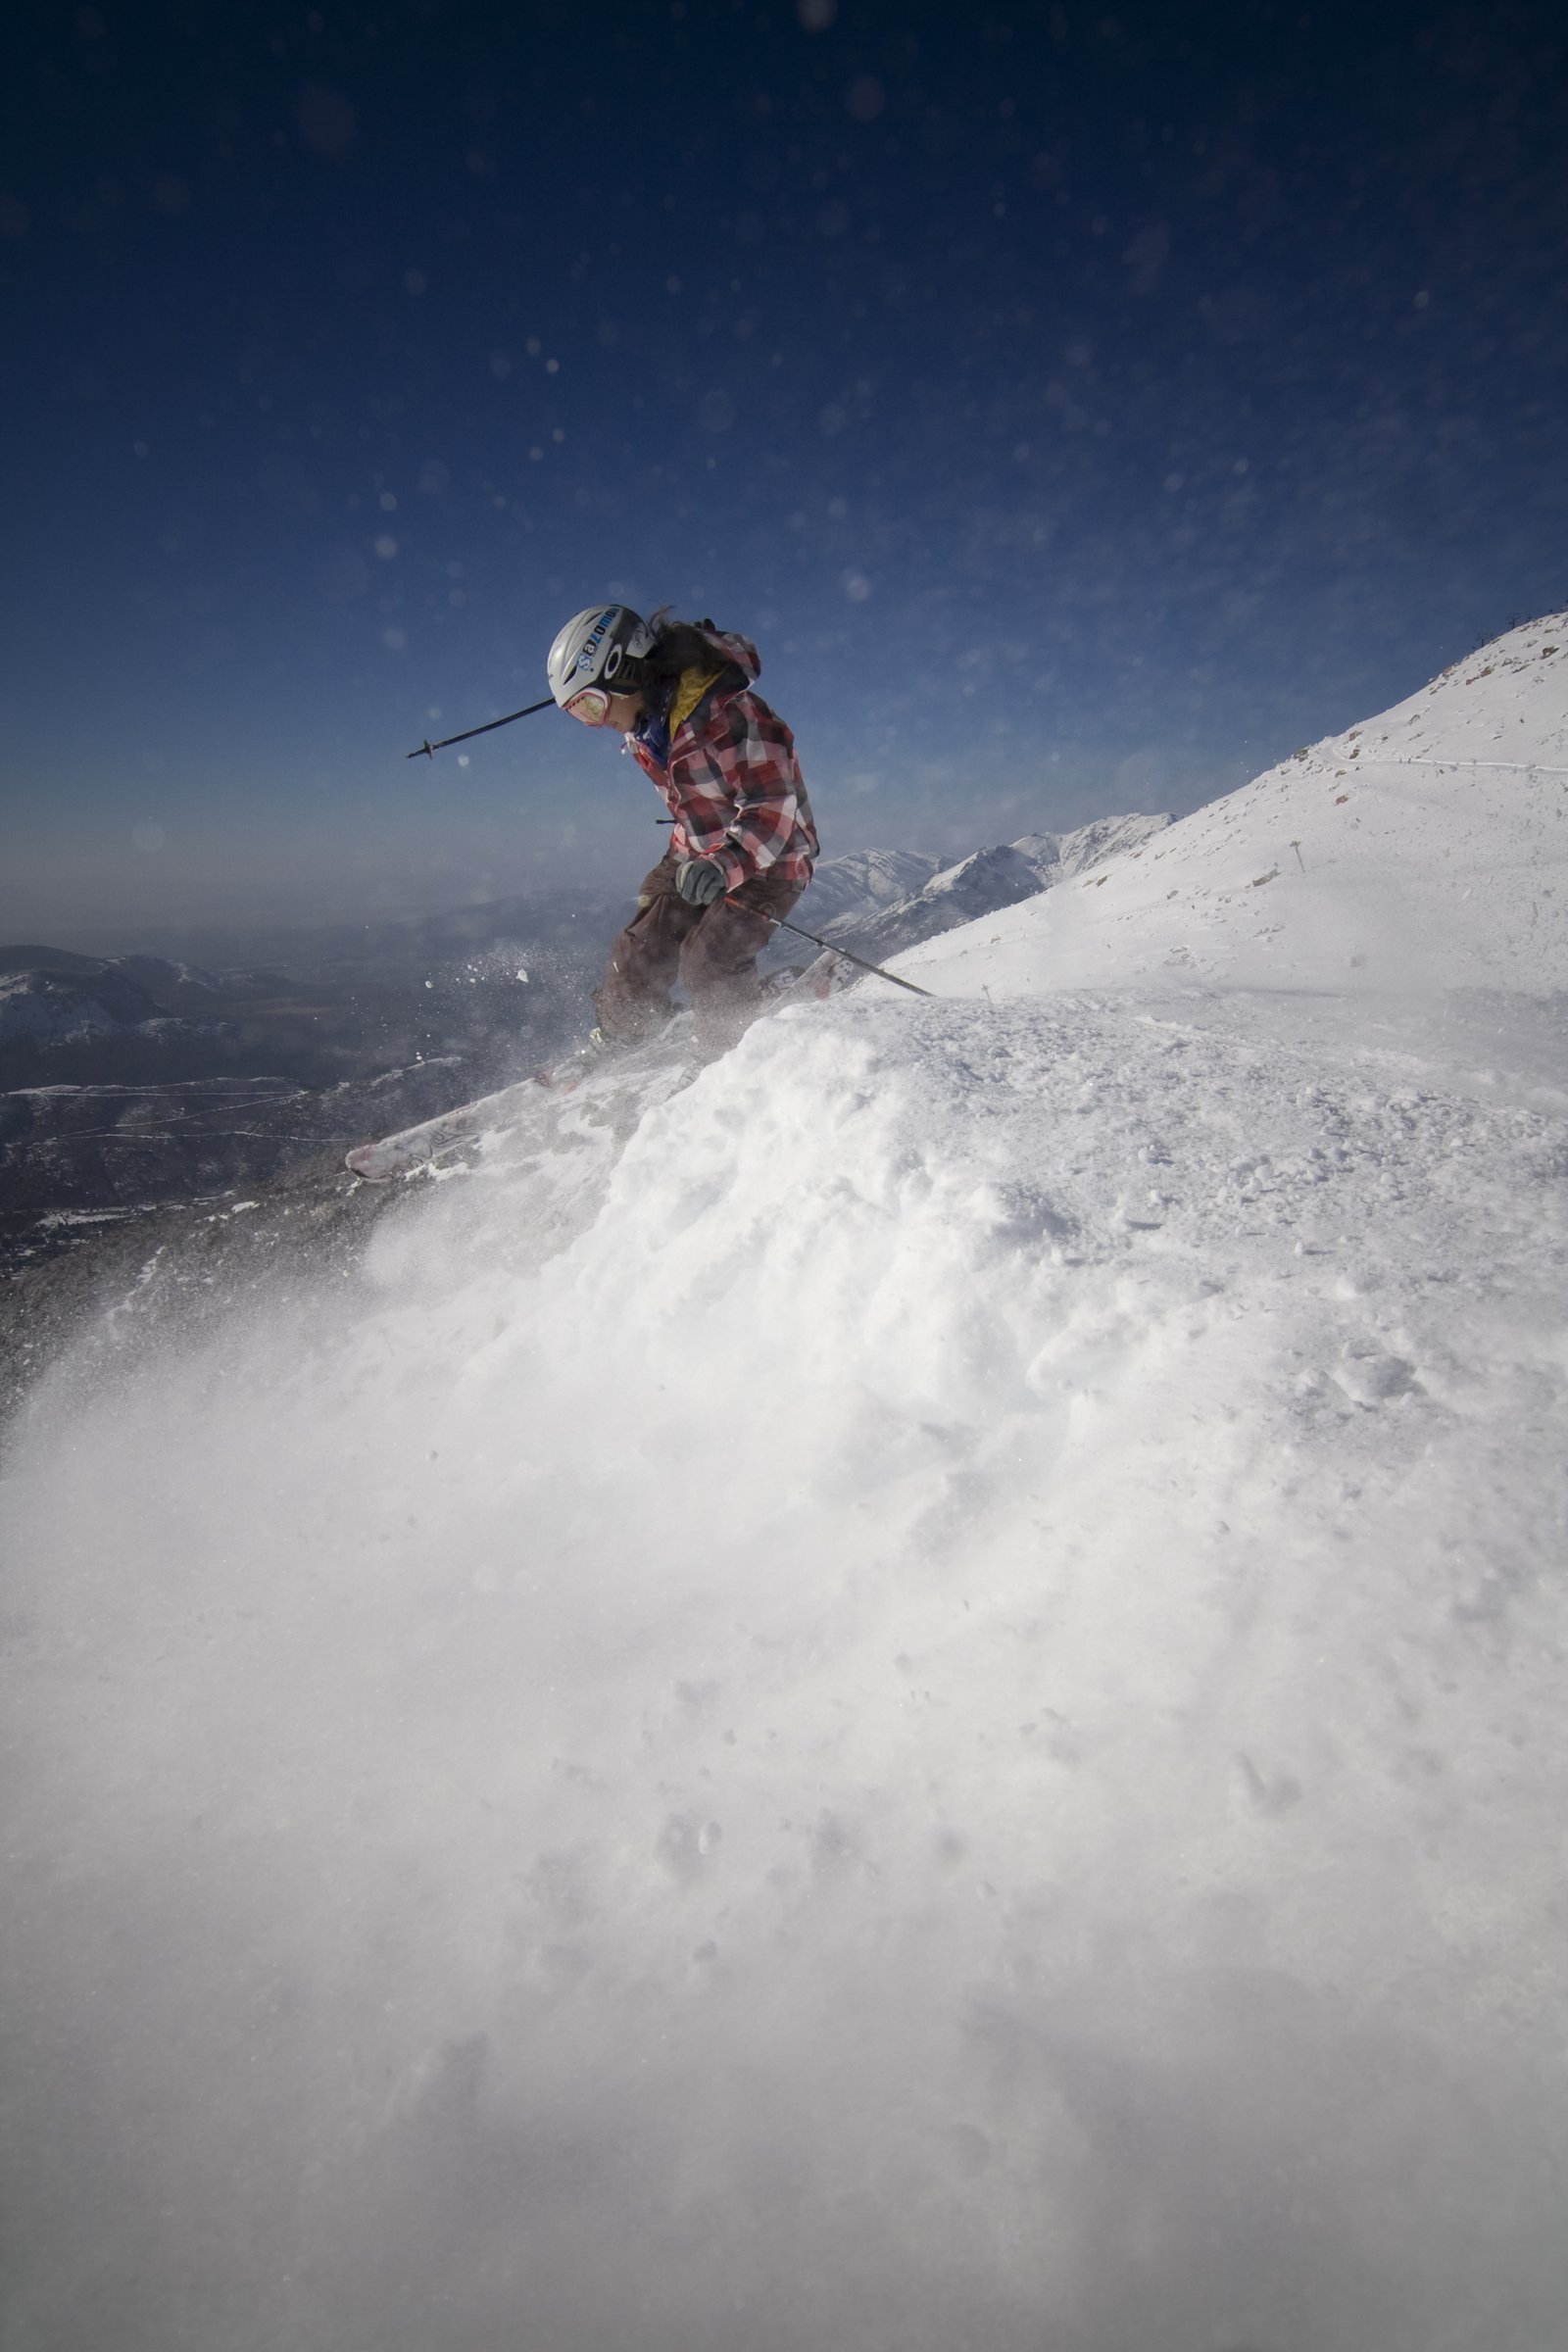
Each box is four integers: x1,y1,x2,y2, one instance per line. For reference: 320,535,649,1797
2,616,1566,2350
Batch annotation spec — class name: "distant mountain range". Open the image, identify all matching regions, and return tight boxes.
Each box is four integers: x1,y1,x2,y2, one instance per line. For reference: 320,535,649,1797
795,813,1170,966
1,812,1166,1263
0,948,243,1057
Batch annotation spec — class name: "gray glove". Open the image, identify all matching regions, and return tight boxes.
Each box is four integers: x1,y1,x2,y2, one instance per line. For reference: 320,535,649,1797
674,858,727,907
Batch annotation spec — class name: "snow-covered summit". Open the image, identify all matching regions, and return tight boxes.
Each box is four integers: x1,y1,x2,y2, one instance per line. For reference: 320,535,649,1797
792,844,945,927
829,841,1049,960
1011,808,1171,880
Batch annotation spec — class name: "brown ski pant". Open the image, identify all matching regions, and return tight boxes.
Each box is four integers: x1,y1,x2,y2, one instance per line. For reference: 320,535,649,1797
595,854,807,1059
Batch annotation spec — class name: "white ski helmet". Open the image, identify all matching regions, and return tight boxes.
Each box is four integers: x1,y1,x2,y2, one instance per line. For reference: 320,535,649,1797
547,603,656,718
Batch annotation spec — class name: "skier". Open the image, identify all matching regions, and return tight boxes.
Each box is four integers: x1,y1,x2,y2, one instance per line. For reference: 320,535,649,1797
547,604,819,1059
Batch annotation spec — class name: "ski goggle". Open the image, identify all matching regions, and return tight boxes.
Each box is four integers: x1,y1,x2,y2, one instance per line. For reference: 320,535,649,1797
564,685,612,724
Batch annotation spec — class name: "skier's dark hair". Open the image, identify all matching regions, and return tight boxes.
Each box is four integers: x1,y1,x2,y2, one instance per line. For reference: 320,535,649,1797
638,610,744,689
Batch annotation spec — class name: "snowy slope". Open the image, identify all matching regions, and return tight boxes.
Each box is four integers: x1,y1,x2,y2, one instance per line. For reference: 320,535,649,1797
905,613,1567,1000
2,614,1566,2352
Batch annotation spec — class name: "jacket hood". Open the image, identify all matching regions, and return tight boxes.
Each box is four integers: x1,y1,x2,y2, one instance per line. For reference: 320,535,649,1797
696,626,760,686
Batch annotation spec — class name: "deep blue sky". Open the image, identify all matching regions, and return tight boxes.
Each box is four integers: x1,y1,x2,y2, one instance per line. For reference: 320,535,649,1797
3,0,1565,944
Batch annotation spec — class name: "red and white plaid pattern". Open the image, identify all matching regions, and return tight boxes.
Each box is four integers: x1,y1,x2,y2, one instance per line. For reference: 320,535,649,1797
627,629,819,892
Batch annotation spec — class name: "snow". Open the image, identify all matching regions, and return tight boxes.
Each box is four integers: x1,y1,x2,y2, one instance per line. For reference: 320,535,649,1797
904,616,1567,1002
2,613,1566,2350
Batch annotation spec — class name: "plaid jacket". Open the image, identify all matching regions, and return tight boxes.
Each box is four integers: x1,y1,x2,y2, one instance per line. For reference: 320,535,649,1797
626,628,819,891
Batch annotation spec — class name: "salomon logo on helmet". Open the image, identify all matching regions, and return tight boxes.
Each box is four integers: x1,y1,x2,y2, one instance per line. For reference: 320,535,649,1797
548,604,655,709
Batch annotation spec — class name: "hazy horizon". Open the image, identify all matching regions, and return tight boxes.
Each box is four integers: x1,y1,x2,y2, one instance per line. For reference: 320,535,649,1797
4,727,1259,956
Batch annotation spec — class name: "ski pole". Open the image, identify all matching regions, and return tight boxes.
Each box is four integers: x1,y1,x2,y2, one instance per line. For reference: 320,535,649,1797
726,896,933,999
407,696,557,760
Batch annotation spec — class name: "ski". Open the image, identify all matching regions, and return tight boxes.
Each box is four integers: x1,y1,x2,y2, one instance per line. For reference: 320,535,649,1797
342,956,856,1184
343,1029,696,1182
346,1073,565,1181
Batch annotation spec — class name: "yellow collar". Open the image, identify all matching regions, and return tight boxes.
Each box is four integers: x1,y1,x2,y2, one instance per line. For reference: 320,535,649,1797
668,665,723,736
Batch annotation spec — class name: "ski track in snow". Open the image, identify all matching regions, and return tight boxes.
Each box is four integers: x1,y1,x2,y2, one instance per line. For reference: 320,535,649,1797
2,614,1567,2351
